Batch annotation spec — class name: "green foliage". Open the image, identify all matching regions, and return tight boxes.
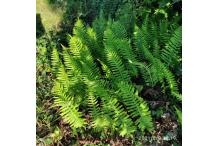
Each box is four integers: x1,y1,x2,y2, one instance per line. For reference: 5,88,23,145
161,26,182,67
52,20,153,137
36,33,63,145
133,15,182,101
175,106,182,125
117,82,153,132
37,0,182,144
52,16,181,138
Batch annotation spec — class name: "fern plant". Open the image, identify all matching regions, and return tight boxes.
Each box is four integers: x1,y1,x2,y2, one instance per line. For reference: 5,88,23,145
51,16,181,137
133,15,182,101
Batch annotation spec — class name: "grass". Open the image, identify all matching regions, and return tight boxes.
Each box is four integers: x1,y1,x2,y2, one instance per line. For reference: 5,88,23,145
36,0,64,31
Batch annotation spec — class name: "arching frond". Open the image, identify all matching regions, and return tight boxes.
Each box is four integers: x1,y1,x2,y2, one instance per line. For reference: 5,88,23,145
161,26,182,67
117,82,154,132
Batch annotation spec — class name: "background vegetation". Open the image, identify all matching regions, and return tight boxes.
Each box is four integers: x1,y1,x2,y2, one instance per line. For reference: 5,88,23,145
36,0,182,145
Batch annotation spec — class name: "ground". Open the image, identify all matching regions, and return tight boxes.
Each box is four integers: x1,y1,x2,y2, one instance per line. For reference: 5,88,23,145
36,0,63,31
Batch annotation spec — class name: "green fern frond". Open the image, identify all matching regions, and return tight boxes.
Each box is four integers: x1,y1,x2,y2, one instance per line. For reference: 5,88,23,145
117,82,154,132
68,36,84,58
172,92,182,101
87,93,101,118
98,59,111,79
108,98,136,137
51,48,61,75
56,65,70,90
93,15,107,47
161,26,182,67
158,19,170,47
85,78,136,136
62,47,81,75
85,81,113,130
81,60,101,81
163,65,178,92
52,81,67,98
58,100,86,129
105,48,131,83
109,21,128,39
174,106,182,125
158,60,181,101
138,63,155,86
87,92,106,129
133,24,151,61
74,19,102,60
132,26,146,61
52,82,86,129
104,26,138,76
150,21,161,58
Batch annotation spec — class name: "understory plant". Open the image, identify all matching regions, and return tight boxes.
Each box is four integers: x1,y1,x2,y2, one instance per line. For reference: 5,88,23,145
51,15,181,138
